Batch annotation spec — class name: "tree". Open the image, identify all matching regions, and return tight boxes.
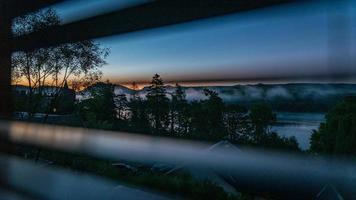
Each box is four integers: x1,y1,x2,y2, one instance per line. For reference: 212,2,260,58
249,103,276,138
170,83,190,135
128,82,150,132
12,9,60,115
224,104,252,143
77,82,117,129
310,97,356,155
249,103,299,150
116,93,128,121
12,9,109,118
146,74,170,134
190,100,206,137
191,89,225,140
204,89,226,139
55,81,76,114
259,132,299,151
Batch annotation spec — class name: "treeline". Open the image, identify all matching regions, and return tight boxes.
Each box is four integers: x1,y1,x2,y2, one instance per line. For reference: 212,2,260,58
77,74,299,151
310,96,356,156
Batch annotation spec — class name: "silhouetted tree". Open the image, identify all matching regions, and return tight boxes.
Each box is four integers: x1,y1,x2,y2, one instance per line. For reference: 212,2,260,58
259,132,299,151
249,103,276,140
249,103,299,150
129,83,150,132
170,83,190,135
12,9,108,117
191,89,225,140
224,104,252,143
116,93,128,120
146,74,170,134
190,101,205,138
55,81,76,114
78,83,117,129
204,89,226,139
310,97,356,155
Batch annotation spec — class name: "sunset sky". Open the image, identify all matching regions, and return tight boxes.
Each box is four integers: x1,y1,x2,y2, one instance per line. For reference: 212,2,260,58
54,0,356,87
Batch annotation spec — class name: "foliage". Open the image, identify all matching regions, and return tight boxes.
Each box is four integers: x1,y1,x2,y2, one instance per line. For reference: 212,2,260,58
128,89,150,133
55,83,76,114
224,104,252,142
258,132,299,151
77,83,117,129
77,75,300,151
12,9,109,117
146,74,170,134
310,97,356,155
248,103,298,150
116,93,128,120
249,103,276,135
169,84,190,135
190,89,226,140
17,74,306,199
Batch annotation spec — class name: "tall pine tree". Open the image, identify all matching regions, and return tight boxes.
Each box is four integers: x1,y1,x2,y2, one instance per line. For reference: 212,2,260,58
170,83,190,135
129,82,149,132
146,74,169,134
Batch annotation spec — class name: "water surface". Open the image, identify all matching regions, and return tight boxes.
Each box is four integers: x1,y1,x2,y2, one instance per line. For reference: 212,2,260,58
272,112,325,150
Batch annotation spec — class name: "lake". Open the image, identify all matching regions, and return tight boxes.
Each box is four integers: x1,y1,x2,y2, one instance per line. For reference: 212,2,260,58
272,112,325,150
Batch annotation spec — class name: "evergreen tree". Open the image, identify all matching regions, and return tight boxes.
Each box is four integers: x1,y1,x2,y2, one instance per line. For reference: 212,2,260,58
224,104,252,143
170,83,190,135
249,103,276,139
129,82,150,132
78,82,117,129
146,74,170,134
190,100,206,138
191,89,225,140
249,103,299,150
204,89,225,139
310,97,356,155
116,93,128,120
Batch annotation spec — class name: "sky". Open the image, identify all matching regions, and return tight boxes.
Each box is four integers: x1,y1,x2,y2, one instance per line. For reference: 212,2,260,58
54,0,356,87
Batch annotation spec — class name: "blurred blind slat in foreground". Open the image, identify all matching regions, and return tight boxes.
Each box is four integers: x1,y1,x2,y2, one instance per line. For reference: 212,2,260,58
0,153,170,200
0,121,355,199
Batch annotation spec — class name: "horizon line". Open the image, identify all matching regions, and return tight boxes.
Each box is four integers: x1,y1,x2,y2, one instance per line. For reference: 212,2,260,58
12,81,356,91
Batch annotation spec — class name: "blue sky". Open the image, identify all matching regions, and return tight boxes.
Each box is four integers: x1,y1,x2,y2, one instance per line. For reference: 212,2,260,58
54,0,356,86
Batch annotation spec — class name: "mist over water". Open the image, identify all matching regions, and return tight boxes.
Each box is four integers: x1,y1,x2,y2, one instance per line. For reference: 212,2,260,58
119,83,356,103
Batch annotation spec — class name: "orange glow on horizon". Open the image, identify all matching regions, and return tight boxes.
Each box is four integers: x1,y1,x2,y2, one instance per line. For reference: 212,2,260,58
117,80,242,90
